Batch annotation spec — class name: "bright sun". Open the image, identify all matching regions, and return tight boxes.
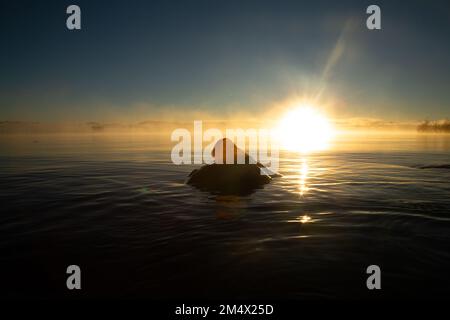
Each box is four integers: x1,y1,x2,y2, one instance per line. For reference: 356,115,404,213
274,106,334,153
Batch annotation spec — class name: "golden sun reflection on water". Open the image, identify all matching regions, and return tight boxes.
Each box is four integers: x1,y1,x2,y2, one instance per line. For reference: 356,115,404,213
299,215,312,223
299,158,309,196
287,214,313,224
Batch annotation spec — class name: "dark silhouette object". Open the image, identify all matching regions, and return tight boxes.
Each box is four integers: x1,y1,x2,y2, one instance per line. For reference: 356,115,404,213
417,119,450,133
87,122,104,131
187,138,279,195
415,164,450,169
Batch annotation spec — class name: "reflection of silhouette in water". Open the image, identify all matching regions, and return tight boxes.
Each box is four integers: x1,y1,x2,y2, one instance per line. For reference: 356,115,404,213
187,138,279,195
417,133,450,152
214,195,244,219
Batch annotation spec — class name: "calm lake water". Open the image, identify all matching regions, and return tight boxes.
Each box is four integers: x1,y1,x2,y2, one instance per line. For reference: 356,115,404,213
1,133,450,299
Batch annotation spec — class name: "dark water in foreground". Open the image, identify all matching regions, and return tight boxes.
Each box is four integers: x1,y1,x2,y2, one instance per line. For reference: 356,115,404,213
1,133,450,299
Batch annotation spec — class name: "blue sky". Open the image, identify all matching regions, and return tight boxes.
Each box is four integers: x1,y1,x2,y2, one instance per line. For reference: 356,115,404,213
1,0,450,121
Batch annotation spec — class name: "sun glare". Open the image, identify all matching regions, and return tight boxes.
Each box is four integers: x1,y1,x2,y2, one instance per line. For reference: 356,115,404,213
274,105,334,153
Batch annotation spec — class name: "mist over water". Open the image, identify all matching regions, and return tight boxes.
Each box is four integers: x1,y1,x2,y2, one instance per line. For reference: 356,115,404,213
1,132,450,298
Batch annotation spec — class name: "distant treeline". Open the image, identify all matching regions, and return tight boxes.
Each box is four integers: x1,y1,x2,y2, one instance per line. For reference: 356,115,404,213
417,119,450,133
